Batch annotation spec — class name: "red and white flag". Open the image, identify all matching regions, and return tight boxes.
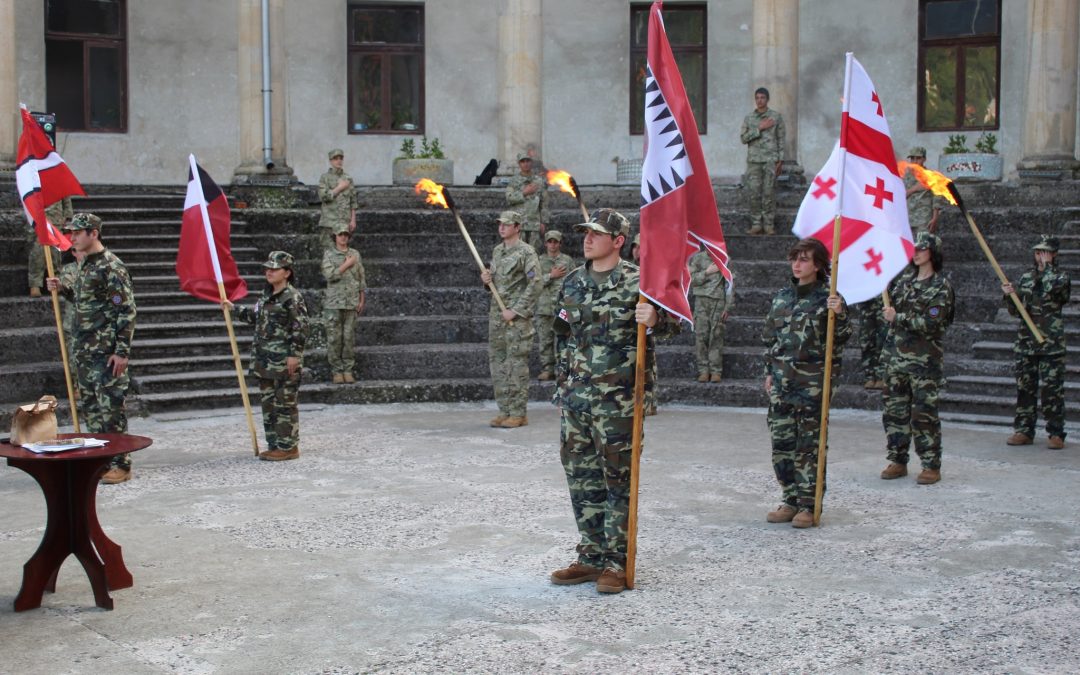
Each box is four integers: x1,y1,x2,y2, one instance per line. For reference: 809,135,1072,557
792,54,913,304
15,105,85,250
638,1,729,324
177,155,248,303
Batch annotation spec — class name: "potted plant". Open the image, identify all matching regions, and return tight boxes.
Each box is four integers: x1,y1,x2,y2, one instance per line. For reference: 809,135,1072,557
939,132,1002,182
392,136,454,185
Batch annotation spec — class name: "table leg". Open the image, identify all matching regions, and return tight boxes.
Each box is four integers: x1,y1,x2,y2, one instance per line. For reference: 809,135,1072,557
85,467,133,590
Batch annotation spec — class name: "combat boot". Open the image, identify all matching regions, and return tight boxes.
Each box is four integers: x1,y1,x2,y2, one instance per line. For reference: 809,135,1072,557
101,467,131,484
550,562,603,585
880,462,907,479
763,226,776,235
748,224,764,235
537,371,553,381
1048,436,1065,450
499,416,528,428
489,415,507,427
1006,432,1033,446
791,510,814,528
710,373,723,383
596,567,627,594
332,373,345,384
766,504,796,523
261,447,299,461
697,373,709,382
916,468,940,485
29,287,42,297
342,373,355,384
863,380,877,390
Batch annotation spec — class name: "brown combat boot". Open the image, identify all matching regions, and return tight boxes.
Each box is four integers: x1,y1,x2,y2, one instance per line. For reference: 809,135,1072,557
916,468,941,485
261,447,299,461
101,467,131,484
710,373,723,383
766,504,797,523
499,416,528,428
537,371,553,381
763,226,776,235
596,567,627,594
791,510,814,528
1006,432,1033,446
343,372,355,384
748,225,764,235
863,380,877,390
332,373,345,384
489,415,507,427
29,287,42,297
550,562,603,585
697,373,709,382
880,462,908,479
1048,436,1065,450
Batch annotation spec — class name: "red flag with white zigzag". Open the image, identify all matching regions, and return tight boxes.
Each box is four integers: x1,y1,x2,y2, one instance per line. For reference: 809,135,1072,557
15,105,85,250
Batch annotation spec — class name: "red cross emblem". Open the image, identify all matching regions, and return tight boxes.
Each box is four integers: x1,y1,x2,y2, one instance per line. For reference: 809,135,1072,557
812,176,837,200
872,92,883,117
864,177,893,209
863,247,884,275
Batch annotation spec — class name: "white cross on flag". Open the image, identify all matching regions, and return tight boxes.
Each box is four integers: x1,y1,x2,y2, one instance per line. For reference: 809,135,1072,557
792,55,913,304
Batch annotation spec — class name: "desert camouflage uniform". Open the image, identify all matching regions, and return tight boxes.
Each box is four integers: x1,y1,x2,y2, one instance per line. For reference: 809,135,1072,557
1007,261,1071,441
882,269,955,471
27,198,72,289
321,246,366,376
857,295,888,382
740,108,785,233
904,172,941,234
553,258,679,571
762,278,851,511
689,250,733,378
489,239,541,418
505,173,548,250
234,284,310,452
535,250,575,375
318,168,358,248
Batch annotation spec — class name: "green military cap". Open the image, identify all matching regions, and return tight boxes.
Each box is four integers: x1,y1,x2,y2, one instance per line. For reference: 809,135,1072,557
577,208,630,238
907,146,927,158
516,151,532,162
328,148,345,159
334,225,352,236
632,234,640,246
68,213,102,232
545,230,563,242
1033,234,1060,252
913,231,941,252
262,250,294,269
497,210,523,225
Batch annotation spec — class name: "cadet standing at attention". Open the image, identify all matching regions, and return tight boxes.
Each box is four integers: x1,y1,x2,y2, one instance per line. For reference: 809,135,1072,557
740,87,785,235
321,226,366,384
689,246,733,382
505,151,548,251
318,149,358,248
879,232,955,485
47,213,137,484
481,211,541,428
762,238,850,528
857,296,888,390
1002,235,1071,449
226,252,310,461
902,146,941,234
535,230,574,381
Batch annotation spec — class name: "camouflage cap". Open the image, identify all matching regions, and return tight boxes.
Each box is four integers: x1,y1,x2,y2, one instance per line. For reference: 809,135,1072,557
334,225,352,236
545,230,563,242
262,250,294,269
576,208,630,238
497,210,523,225
516,152,532,162
68,213,102,232
907,146,927,158
632,234,640,246
1033,234,1060,252
328,148,344,159
914,231,942,252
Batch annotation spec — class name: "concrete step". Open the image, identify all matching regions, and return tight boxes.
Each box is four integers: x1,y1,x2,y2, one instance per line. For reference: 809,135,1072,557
939,390,1080,420
972,340,1080,364
109,247,260,264
947,373,1080,397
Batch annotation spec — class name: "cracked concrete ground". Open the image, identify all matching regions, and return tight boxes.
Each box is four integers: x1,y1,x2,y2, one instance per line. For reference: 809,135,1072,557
1,402,1079,674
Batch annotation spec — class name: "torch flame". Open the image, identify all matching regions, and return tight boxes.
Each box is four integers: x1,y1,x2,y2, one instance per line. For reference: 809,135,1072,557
414,178,449,209
546,169,578,198
897,161,957,206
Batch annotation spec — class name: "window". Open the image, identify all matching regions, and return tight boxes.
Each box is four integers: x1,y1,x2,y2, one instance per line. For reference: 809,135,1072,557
347,3,424,134
630,3,706,135
918,0,1000,131
45,0,127,132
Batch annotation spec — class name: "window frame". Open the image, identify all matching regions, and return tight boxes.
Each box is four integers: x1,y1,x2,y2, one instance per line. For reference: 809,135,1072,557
917,0,1001,132
629,2,707,136
346,1,425,135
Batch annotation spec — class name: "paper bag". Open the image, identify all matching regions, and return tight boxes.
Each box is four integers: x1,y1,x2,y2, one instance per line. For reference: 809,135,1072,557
11,396,59,445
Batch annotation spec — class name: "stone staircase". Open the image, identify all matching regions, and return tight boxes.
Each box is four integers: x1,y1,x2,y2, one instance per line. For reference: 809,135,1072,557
0,181,1077,433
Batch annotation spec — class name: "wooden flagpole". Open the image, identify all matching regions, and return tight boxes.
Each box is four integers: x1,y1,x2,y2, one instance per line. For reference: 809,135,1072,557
625,302,648,589
43,246,80,432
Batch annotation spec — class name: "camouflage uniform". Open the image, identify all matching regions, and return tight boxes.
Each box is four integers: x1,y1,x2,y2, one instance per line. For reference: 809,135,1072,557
27,197,72,289
234,253,310,453
488,224,542,419
762,279,851,512
1007,236,1071,442
554,236,679,571
904,172,941,234
857,295,888,383
321,241,366,377
535,234,575,377
882,248,956,472
317,150,358,249
740,107,785,234
689,250,733,378
58,260,80,361
505,158,548,250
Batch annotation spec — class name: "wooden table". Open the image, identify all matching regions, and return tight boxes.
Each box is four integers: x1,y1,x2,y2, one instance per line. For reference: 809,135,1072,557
0,433,152,611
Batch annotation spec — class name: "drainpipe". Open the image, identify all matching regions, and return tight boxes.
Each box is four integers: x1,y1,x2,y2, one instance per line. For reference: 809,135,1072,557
261,0,274,169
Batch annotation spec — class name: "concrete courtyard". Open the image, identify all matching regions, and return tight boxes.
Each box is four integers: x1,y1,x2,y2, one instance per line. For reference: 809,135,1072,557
1,401,1078,674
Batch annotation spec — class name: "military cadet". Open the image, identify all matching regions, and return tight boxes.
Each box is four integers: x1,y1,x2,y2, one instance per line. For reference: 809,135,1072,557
689,247,733,382
28,197,72,296
481,210,542,428
549,209,679,594
857,296,888,389
505,152,548,251
740,87,785,235
630,234,641,263
535,230,574,381
1002,235,1072,449
321,226,366,384
46,213,136,484
57,247,85,362
225,252,310,461
880,232,955,485
318,149,358,248
903,147,941,234
762,238,850,528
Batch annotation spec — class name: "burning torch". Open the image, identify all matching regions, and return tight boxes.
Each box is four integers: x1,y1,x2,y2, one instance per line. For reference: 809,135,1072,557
414,179,511,316
546,170,590,223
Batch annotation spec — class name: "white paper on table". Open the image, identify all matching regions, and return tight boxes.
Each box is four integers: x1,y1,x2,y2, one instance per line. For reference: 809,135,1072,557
22,438,110,454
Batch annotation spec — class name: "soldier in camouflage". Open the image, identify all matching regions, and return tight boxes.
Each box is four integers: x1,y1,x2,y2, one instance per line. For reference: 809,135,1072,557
27,197,72,296
535,230,575,381
740,87,785,235
505,152,548,251
879,231,955,485
321,226,366,384
903,147,941,234
227,251,310,461
481,210,542,428
762,238,850,528
47,213,136,484
1002,235,1072,449
549,208,679,594
689,247,733,382
857,296,888,389
318,149,358,249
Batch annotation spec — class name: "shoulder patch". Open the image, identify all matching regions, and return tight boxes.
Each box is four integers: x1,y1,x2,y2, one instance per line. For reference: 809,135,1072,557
112,294,123,305
928,306,940,318
527,270,536,278
558,308,568,321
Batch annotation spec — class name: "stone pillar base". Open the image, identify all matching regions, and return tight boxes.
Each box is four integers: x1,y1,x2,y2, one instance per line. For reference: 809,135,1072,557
1016,156,1080,181
233,162,297,186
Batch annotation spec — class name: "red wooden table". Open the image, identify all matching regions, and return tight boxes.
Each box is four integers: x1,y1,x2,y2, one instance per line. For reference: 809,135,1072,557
0,432,152,611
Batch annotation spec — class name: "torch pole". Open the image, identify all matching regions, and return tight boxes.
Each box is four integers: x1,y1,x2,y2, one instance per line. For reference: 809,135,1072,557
43,247,80,432
569,178,590,223
448,205,511,315
625,295,648,590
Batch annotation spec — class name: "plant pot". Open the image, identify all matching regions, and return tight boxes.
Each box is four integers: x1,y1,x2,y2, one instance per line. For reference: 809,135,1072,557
393,158,454,186
616,158,643,184
938,152,1002,182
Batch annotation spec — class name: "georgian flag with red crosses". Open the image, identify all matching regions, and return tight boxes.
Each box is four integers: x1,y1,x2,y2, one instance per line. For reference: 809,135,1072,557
792,54,914,304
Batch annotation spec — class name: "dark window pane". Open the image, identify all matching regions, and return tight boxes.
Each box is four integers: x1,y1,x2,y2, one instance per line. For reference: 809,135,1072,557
45,39,86,130
47,0,122,36
630,8,648,48
663,9,705,46
963,45,997,127
925,0,997,39
389,54,421,130
630,52,647,134
675,51,705,133
922,46,958,129
88,45,122,129
349,52,383,131
352,8,421,45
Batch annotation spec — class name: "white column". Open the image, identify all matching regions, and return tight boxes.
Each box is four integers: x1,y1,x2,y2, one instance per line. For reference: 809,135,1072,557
234,0,292,183
496,0,542,173
751,0,802,181
0,0,17,170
